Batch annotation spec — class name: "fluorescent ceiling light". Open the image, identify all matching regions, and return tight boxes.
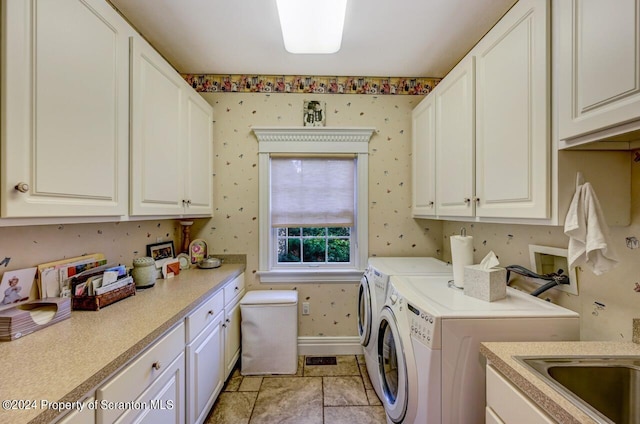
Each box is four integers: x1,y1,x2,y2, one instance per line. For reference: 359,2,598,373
276,0,347,54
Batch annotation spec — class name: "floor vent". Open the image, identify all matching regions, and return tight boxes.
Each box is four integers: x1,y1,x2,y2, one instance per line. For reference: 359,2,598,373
305,356,337,366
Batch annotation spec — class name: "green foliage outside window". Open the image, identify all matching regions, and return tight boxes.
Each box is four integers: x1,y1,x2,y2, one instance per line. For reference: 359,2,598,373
277,227,350,263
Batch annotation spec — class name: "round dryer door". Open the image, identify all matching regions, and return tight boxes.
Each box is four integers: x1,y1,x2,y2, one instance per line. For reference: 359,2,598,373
357,275,372,346
378,306,408,423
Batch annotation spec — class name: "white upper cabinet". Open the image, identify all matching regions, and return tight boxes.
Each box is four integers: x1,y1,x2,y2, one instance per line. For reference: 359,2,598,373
183,91,214,215
435,56,476,218
1,0,129,217
129,36,213,216
411,95,437,218
474,0,550,219
558,0,640,146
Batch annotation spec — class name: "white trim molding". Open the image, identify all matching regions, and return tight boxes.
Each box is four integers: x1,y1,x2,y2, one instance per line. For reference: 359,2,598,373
253,126,375,149
253,126,374,281
297,336,364,356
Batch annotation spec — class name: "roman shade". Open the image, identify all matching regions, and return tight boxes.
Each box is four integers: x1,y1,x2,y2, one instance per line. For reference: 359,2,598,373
270,156,355,227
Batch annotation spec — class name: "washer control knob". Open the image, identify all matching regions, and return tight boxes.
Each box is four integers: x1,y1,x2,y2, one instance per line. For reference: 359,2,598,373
390,294,398,304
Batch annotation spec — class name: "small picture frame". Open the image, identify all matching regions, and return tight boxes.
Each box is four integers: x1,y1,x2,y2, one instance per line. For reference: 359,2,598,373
146,241,175,262
0,267,37,312
303,100,326,127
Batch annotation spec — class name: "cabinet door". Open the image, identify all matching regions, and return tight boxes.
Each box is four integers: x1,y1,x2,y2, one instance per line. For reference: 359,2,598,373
58,397,95,424
412,95,437,217
435,57,475,217
118,352,185,424
474,0,550,219
1,0,129,217
130,36,185,216
186,316,224,424
558,0,640,141
224,297,243,378
183,91,213,215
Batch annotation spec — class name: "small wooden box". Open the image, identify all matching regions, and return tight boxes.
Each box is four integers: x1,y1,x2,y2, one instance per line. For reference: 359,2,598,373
71,282,136,311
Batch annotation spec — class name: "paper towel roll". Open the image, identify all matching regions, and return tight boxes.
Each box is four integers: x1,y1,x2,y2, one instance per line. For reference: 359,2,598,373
450,235,474,287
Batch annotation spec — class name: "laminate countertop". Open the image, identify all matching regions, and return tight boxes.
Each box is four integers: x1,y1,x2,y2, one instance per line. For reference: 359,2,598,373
480,341,640,424
0,262,246,424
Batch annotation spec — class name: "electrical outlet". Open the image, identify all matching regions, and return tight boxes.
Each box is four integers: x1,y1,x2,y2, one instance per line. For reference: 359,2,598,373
302,302,310,315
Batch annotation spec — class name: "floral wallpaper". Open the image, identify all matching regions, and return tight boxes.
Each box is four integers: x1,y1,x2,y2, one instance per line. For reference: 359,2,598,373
182,74,440,96
191,91,443,337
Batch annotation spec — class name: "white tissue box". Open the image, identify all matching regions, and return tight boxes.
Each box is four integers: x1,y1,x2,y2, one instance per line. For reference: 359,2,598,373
463,265,507,302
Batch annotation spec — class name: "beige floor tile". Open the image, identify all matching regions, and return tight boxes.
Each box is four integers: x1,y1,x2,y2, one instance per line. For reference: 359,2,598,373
366,389,382,406
323,406,387,424
205,392,257,424
304,355,360,377
239,376,263,392
250,377,323,424
323,376,369,406
224,375,242,392
359,362,374,390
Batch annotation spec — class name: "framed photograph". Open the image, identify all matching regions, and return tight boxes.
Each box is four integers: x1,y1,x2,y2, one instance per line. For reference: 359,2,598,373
0,267,37,311
303,100,326,127
146,241,175,262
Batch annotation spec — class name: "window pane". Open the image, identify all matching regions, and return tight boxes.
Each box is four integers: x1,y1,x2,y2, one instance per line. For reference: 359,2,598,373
303,238,326,262
302,227,325,237
287,227,301,236
328,239,350,262
279,238,301,262
328,227,350,236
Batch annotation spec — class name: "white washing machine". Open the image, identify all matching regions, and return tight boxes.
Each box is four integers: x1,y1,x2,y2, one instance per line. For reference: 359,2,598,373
377,275,580,424
357,257,452,400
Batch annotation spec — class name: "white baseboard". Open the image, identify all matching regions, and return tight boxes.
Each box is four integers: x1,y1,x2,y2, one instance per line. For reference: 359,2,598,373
297,336,364,356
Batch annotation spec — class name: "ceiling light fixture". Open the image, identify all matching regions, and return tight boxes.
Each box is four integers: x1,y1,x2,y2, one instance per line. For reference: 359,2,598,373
276,0,347,54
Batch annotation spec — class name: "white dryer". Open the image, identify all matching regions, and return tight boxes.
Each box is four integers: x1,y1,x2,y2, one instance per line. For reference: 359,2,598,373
377,275,579,424
357,257,452,400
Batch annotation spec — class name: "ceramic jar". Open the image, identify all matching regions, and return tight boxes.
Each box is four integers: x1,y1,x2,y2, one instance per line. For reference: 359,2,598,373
131,257,157,288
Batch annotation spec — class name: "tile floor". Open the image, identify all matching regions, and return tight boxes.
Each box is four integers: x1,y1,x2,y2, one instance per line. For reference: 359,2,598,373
205,355,388,424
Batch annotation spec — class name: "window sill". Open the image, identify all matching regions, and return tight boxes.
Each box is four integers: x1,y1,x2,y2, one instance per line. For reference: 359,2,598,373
256,268,364,284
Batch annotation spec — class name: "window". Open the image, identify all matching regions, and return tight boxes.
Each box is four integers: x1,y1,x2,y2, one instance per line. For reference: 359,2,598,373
253,127,374,283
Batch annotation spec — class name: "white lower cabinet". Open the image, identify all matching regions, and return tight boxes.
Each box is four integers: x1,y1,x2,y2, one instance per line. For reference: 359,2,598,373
186,315,224,424
224,298,242,378
96,323,185,424
92,274,245,424
223,273,245,379
486,364,556,424
58,397,96,424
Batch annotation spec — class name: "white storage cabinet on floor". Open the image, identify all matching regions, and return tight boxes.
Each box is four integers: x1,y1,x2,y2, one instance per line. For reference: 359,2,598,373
240,290,298,375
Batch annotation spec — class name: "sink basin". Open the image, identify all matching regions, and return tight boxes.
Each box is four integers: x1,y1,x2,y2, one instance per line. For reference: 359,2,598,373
515,356,640,424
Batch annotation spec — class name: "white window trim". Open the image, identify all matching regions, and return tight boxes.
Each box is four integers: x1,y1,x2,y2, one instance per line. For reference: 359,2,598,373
253,126,374,283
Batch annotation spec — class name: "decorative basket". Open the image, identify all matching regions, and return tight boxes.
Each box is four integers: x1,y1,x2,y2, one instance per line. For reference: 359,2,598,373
71,282,136,311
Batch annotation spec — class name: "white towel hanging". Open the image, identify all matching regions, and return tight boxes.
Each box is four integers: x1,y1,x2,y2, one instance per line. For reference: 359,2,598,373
564,178,619,276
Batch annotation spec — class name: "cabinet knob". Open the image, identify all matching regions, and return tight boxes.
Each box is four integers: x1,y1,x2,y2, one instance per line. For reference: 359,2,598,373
234,286,239,291
474,197,480,204
464,198,471,204
222,323,227,328
226,318,231,323
14,182,29,193
152,361,162,371
186,200,192,206
428,201,434,207
208,310,214,315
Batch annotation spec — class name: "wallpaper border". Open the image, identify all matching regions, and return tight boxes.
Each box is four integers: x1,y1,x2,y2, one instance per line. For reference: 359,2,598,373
182,74,441,95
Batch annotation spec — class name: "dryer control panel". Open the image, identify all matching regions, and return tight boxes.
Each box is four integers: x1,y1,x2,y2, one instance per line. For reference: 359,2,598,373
407,303,440,349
